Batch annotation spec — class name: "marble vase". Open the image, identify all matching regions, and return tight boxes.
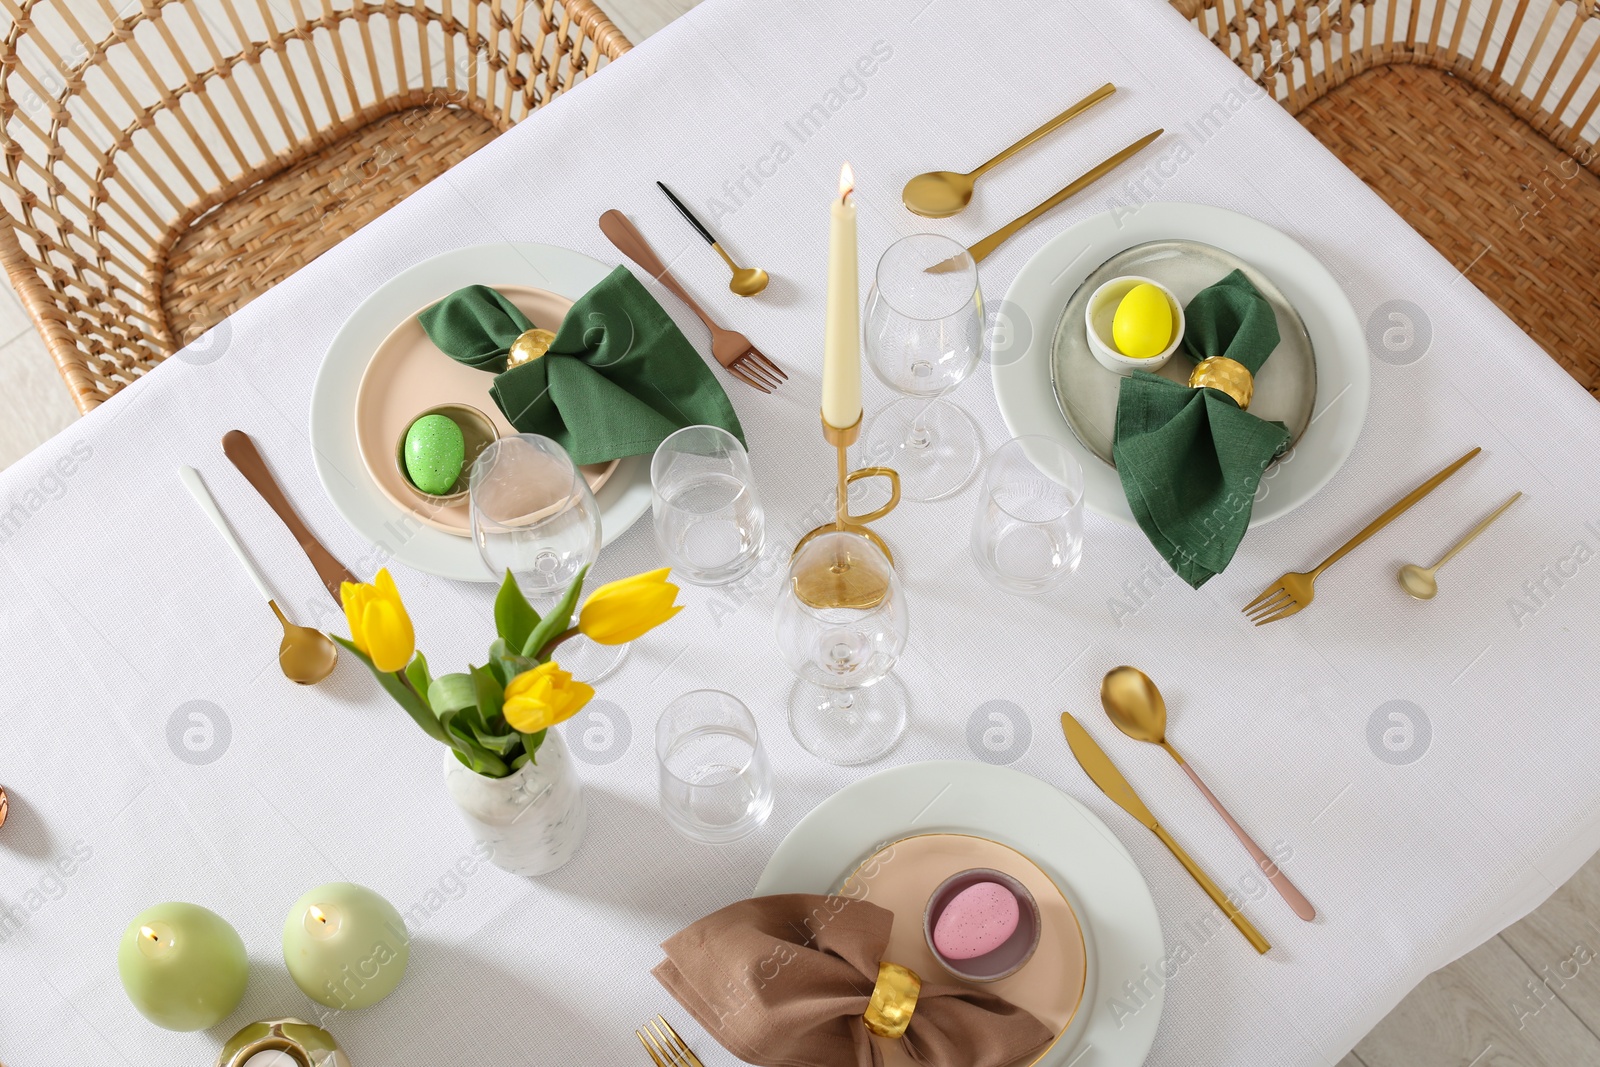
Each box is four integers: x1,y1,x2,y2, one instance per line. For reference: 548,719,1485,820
441,729,587,876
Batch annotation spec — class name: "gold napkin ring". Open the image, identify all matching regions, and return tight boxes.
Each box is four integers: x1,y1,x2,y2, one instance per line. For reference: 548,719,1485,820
1188,355,1253,410
863,961,921,1039
507,328,556,368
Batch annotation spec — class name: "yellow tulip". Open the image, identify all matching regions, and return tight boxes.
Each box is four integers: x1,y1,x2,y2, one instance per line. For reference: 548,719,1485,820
502,662,594,733
340,568,416,673
578,568,683,646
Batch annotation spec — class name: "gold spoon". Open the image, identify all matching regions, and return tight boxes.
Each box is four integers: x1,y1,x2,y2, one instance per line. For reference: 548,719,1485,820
180,467,338,685
656,181,770,297
721,253,770,298
901,82,1116,218
1101,666,1317,921
1399,491,1522,601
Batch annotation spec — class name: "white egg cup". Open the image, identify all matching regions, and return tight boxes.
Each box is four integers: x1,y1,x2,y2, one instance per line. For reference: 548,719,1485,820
1084,276,1184,376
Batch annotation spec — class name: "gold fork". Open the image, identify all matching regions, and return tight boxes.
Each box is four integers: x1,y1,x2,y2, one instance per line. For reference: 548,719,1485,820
636,1015,704,1067
1244,446,1481,625
599,209,788,393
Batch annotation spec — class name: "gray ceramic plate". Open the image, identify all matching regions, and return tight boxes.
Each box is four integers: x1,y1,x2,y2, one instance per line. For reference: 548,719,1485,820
1048,239,1317,468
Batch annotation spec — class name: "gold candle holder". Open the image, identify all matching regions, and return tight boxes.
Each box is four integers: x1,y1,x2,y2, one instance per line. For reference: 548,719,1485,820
215,1018,351,1067
791,413,901,609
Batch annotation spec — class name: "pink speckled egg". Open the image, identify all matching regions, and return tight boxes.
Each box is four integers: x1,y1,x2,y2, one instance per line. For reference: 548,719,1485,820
931,880,1020,960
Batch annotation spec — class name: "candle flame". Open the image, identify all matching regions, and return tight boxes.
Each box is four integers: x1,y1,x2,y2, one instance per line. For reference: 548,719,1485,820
838,163,854,202
309,906,327,925
140,925,159,943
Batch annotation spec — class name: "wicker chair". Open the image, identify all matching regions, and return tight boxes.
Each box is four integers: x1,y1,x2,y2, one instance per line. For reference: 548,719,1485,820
1173,0,1600,398
0,0,631,413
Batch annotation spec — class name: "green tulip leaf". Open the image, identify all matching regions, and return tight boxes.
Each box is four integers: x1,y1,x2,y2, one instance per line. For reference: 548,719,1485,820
494,570,540,652
521,564,589,659
471,724,521,756
489,638,539,684
440,709,508,777
404,650,433,705
333,635,448,743
486,639,509,686
428,673,478,716
471,664,506,729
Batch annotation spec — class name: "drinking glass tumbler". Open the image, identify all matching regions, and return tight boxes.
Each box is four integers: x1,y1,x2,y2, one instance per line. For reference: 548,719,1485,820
863,233,985,502
656,690,774,843
469,433,625,680
651,425,765,586
970,436,1085,594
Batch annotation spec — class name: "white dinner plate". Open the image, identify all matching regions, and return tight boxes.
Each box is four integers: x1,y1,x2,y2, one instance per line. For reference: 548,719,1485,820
756,761,1165,1067
993,203,1369,528
309,243,652,583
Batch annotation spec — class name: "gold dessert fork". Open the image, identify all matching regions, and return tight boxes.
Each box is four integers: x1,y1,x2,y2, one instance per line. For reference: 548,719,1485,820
1244,446,1482,625
637,1015,704,1067
599,209,787,393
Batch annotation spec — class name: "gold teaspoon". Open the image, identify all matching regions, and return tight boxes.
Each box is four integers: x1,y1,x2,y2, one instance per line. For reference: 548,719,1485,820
1102,666,1317,921
656,181,770,297
1399,491,1523,601
717,246,770,298
180,467,338,686
902,82,1116,217
269,600,341,685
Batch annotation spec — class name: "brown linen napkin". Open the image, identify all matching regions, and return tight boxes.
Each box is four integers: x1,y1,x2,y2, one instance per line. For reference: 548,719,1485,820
653,893,1054,1067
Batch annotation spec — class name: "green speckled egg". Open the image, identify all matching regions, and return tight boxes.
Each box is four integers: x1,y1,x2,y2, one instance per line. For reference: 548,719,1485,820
404,414,466,495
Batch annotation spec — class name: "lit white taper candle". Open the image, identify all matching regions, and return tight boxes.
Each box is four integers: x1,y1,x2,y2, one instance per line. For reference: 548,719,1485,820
822,163,862,430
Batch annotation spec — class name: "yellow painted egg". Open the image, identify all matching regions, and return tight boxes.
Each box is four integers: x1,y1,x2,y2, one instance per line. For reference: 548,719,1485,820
1111,283,1173,359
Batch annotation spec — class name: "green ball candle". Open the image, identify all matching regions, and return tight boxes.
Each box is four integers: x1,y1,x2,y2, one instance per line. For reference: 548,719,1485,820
282,882,409,1009
116,902,249,1031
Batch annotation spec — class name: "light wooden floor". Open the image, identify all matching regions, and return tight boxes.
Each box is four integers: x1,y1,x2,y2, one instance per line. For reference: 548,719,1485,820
2,3,1598,1063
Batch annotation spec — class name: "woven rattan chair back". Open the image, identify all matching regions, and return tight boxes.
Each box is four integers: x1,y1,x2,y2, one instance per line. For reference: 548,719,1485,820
1174,0,1600,397
0,0,630,412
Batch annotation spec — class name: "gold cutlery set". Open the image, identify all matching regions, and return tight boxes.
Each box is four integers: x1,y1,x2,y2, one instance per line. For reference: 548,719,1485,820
1057,454,1524,956
1061,666,1303,956
901,82,1165,271
1245,446,1521,624
598,209,787,394
181,431,361,687
628,82,1163,393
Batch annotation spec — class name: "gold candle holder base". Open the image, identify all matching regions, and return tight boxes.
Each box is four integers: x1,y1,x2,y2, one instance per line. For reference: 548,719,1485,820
216,1018,351,1067
792,413,901,609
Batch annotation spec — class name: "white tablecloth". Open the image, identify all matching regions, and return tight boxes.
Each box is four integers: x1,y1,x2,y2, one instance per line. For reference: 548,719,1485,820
4,0,1600,1064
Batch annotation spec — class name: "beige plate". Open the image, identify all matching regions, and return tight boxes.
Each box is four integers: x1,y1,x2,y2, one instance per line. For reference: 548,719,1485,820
354,284,619,536
839,833,1089,1067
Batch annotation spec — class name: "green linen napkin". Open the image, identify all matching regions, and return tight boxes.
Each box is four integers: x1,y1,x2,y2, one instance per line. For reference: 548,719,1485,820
418,267,745,466
1111,270,1292,589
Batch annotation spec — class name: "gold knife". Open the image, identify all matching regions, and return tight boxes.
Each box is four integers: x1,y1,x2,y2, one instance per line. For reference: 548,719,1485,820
927,129,1165,273
1060,711,1271,955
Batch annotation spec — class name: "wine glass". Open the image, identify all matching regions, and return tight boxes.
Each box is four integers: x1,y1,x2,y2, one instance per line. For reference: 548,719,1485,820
651,425,765,586
468,434,625,681
773,531,909,765
862,233,985,502
970,436,1085,594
